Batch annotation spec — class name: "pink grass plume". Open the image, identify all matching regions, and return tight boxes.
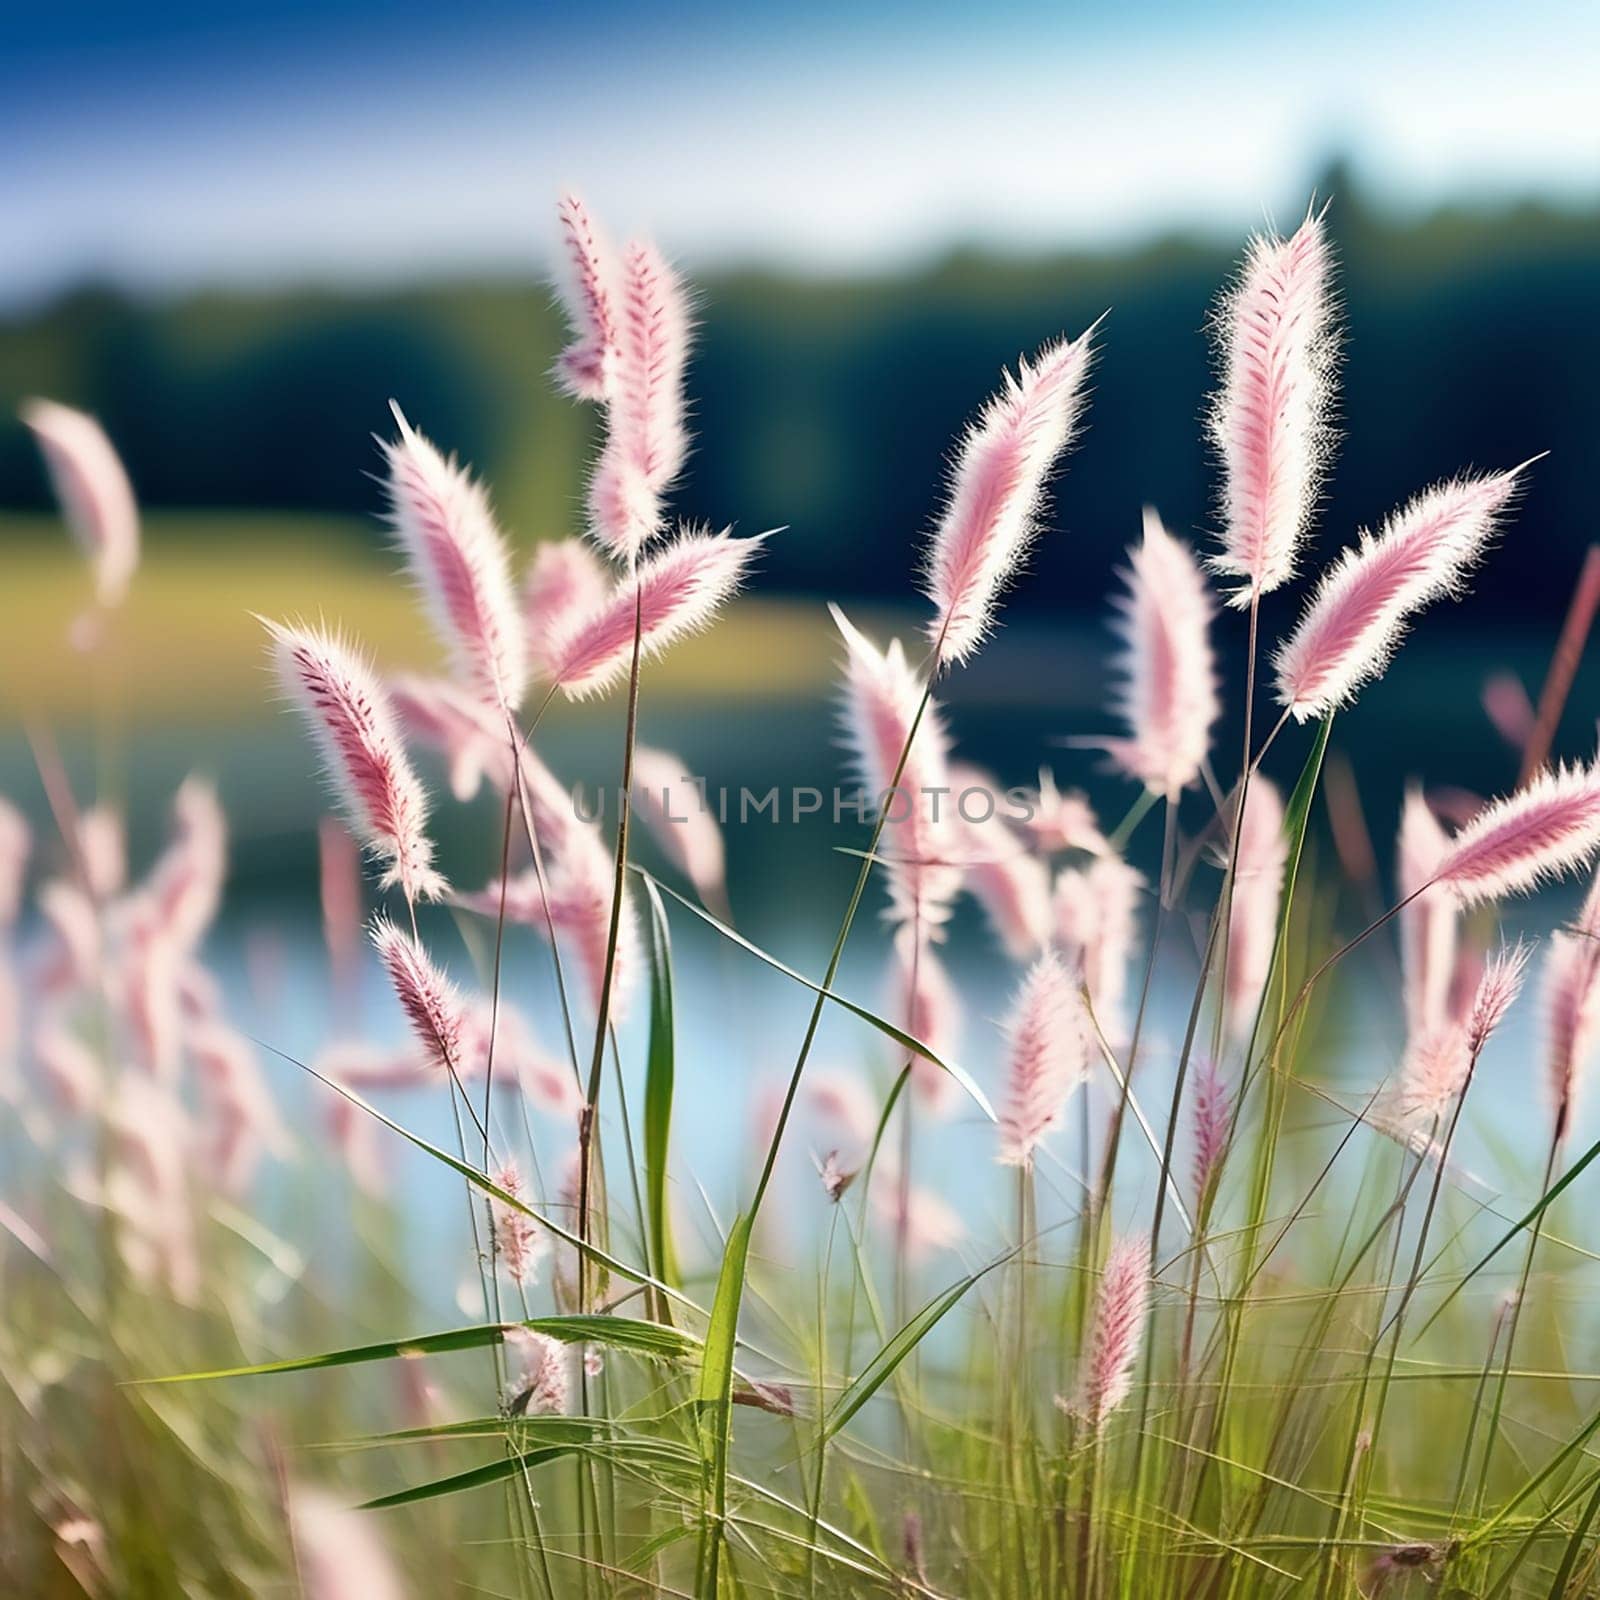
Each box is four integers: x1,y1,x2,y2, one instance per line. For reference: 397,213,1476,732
1224,777,1287,1042
553,193,620,402
834,605,963,937
1107,508,1219,797
20,397,140,636
1024,770,1107,856
1541,876,1600,1141
491,1162,549,1286
1207,208,1336,606
1190,1056,1231,1209
1466,937,1533,1059
1483,671,1536,753
586,238,692,562
382,405,526,710
264,619,445,905
1064,1235,1150,1433
290,1486,405,1600
369,915,465,1079
524,537,609,679
1434,760,1600,905
1273,468,1525,721
1054,856,1143,1042
632,745,727,911
390,674,510,802
887,932,964,1114
190,1020,292,1195
503,1326,570,1415
921,331,1095,665
996,950,1086,1166
545,527,762,699
1398,785,1458,1040
0,796,31,929
950,762,1051,960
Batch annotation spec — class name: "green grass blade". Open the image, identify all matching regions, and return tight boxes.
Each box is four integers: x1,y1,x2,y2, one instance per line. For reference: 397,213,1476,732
316,1416,608,1450
641,874,681,1297
638,870,994,1121
824,1247,1016,1440
696,1210,753,1593
138,1314,701,1385
359,1444,581,1509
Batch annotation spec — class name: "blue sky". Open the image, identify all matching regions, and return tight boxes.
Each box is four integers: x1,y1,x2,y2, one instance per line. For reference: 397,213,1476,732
4,1,1598,304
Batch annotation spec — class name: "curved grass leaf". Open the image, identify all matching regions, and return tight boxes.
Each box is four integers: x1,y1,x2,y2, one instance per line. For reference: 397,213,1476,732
637,869,995,1122
696,1210,753,1593
138,1314,700,1386
825,1246,1018,1440
642,874,682,1300
359,1444,578,1510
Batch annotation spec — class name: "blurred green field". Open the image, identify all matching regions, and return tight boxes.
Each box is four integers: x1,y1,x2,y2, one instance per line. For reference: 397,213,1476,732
0,514,830,726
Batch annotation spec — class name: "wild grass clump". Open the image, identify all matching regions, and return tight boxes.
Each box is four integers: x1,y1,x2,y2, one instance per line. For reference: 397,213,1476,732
6,195,1600,1600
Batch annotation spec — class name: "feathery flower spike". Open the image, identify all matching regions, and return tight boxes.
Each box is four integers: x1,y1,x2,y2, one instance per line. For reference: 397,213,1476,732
1397,786,1458,1041
503,1326,570,1416
1190,1056,1231,1208
922,331,1095,665
586,239,692,562
553,193,620,402
950,762,1051,960
632,745,727,910
545,528,762,699
1224,777,1287,1042
1067,1236,1150,1433
1207,208,1336,605
382,405,526,710
1542,876,1600,1140
290,1487,404,1600
1273,469,1524,721
390,674,510,802
369,916,465,1079
524,537,609,680
1434,761,1600,905
833,606,963,937
1107,508,1219,796
20,397,140,623
264,619,445,903
996,950,1086,1166
1466,938,1533,1059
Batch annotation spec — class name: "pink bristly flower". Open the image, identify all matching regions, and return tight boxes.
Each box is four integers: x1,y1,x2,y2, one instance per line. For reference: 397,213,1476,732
545,528,762,699
1107,508,1219,797
1542,878,1600,1141
78,804,126,900
1054,857,1143,1042
1067,1236,1150,1433
141,777,227,959
1273,469,1524,721
1394,1025,1471,1127
586,239,692,563
833,605,963,937
996,950,1086,1166
632,745,727,910
806,1067,880,1152
1190,1056,1231,1208
1397,786,1458,1041
921,331,1096,665
1224,777,1286,1042
20,397,141,618
1206,209,1336,606
35,880,100,999
887,931,964,1114
318,818,364,1003
950,763,1051,960
1025,770,1107,856
34,1021,103,1117
1434,761,1600,906
524,537,609,680
552,193,620,402
503,1326,570,1416
264,619,445,904
190,1020,292,1196
382,405,527,710
390,673,511,802
0,796,32,928
290,1486,405,1600
491,1162,548,1286
1482,671,1536,754
1466,938,1533,1059
369,916,465,1079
